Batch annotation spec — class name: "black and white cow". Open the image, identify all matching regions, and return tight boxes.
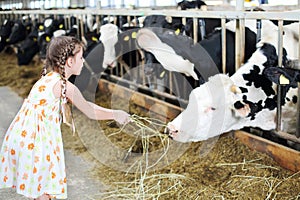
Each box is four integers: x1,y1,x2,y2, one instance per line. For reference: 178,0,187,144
136,20,300,99
141,15,185,91
136,24,257,98
71,23,143,92
164,39,298,142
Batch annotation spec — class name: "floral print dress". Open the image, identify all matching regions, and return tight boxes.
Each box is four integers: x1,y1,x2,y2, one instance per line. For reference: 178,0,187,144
0,71,67,199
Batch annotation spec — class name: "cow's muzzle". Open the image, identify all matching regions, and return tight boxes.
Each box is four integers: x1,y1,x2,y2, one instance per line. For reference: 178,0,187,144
164,125,178,139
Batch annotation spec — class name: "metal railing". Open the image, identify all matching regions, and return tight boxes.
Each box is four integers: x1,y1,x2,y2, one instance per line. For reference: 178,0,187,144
1,8,300,144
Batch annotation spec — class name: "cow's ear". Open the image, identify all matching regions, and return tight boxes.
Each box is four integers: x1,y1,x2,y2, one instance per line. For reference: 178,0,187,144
230,85,242,94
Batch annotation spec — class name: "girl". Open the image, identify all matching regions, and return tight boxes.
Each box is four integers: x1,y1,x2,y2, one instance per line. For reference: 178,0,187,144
0,36,130,199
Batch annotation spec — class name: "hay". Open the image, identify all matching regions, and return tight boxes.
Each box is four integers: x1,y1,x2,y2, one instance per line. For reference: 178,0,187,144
84,114,193,199
1,51,300,199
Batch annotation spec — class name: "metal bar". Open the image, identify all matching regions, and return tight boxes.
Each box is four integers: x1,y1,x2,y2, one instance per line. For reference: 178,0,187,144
1,9,300,21
276,20,284,131
106,73,188,106
273,131,300,143
296,21,300,138
235,19,241,71
193,17,198,43
256,19,262,43
296,82,300,138
221,17,226,74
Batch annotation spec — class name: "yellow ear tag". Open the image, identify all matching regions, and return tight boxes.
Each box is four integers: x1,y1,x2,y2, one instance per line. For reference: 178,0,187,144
46,36,51,42
160,70,166,78
279,75,290,85
92,36,98,42
175,28,180,35
39,25,44,30
33,37,37,42
124,35,130,41
131,31,136,39
59,24,64,29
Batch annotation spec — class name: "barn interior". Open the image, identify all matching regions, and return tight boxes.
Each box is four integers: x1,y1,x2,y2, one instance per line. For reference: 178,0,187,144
0,0,300,199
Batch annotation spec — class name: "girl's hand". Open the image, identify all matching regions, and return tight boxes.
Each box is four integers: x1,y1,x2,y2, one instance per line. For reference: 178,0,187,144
113,110,131,125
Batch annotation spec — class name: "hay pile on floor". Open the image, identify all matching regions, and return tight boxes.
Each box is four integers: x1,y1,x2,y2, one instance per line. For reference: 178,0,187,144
1,51,299,199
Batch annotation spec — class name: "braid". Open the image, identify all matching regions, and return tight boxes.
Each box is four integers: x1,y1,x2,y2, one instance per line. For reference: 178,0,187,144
59,64,67,103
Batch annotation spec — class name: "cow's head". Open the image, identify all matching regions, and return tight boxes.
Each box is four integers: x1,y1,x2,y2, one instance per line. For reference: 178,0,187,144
164,74,247,142
99,23,119,69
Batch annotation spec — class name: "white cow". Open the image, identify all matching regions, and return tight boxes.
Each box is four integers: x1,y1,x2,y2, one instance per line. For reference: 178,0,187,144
99,24,119,69
165,42,298,142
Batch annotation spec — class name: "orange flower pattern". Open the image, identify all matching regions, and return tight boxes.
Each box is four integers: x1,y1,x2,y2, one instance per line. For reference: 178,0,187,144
0,72,67,199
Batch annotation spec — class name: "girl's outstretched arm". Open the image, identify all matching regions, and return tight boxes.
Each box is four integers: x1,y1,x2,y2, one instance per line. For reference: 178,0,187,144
55,80,130,124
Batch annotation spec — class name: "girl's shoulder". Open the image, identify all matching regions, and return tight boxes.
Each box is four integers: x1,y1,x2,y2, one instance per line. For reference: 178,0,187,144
28,71,61,100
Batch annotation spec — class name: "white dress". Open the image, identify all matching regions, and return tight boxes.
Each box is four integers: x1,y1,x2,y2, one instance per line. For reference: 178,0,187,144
0,71,67,199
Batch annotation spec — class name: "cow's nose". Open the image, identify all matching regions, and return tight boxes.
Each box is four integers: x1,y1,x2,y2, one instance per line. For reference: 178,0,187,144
164,127,174,139
106,61,116,68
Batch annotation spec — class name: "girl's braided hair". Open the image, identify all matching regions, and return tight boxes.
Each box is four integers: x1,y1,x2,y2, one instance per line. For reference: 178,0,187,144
41,36,84,134
41,36,84,103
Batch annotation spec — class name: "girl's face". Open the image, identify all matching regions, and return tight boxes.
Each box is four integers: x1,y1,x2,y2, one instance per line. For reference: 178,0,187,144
71,48,84,75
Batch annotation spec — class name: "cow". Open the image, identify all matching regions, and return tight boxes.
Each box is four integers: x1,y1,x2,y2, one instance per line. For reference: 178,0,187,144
263,65,300,89
70,23,143,92
136,20,300,98
0,19,14,52
177,0,222,42
135,24,257,99
16,22,40,65
37,16,67,59
140,14,186,92
164,39,299,143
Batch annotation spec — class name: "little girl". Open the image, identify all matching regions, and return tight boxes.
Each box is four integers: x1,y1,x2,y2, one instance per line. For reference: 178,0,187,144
0,36,130,199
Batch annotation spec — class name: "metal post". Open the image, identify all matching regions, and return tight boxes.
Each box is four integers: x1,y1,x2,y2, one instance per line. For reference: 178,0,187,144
256,19,262,43
221,18,226,74
296,21,300,137
193,17,198,43
235,0,244,71
276,20,284,131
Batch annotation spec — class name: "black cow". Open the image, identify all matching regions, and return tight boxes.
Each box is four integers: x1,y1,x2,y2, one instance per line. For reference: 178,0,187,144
0,19,14,52
263,66,300,89
6,20,31,45
38,16,66,59
17,22,40,65
177,0,207,10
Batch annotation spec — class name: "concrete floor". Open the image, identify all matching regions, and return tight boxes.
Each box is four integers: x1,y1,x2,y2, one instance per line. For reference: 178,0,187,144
0,87,106,200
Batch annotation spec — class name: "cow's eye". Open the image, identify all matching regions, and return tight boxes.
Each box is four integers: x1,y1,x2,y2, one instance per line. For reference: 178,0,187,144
204,107,216,113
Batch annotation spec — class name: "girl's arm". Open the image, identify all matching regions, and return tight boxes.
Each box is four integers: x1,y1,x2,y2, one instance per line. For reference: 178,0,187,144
63,81,130,124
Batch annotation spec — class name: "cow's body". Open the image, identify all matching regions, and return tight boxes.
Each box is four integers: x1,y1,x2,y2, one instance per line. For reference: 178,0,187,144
165,42,298,143
136,25,257,99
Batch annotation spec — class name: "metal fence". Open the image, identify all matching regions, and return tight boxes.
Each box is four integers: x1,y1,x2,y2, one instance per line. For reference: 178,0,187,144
1,7,300,144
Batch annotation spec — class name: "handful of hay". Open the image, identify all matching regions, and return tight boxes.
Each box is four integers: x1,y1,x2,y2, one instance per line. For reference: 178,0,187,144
97,114,193,199
108,114,170,165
